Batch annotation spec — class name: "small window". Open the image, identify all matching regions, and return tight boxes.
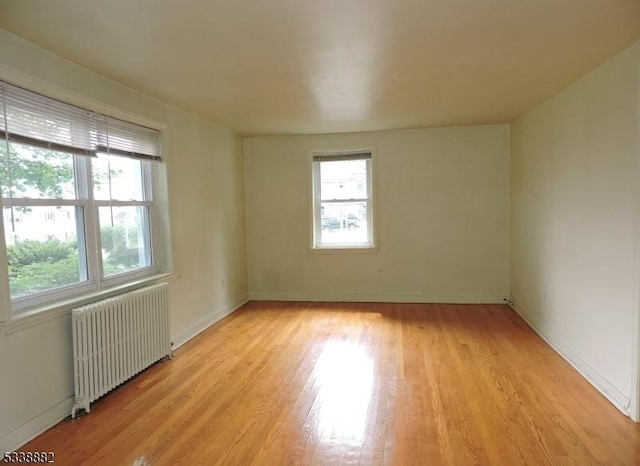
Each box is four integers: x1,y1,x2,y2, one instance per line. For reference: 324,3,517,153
312,151,374,249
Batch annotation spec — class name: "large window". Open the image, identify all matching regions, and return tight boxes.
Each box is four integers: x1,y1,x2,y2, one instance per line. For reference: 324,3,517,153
0,82,162,314
312,151,374,249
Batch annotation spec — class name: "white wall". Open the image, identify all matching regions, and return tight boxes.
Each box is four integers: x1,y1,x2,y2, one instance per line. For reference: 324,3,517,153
165,109,248,346
244,126,511,303
511,41,640,415
0,29,248,451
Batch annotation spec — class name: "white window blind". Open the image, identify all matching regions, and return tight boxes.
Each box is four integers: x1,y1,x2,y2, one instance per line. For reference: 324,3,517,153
0,82,161,161
0,82,97,156
96,115,162,161
313,152,371,163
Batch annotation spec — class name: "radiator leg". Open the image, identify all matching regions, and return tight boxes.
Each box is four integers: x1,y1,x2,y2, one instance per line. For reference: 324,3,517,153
71,399,90,419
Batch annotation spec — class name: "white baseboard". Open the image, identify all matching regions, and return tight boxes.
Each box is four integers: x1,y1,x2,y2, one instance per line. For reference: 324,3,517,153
171,294,249,350
0,397,73,454
249,291,506,304
510,300,631,416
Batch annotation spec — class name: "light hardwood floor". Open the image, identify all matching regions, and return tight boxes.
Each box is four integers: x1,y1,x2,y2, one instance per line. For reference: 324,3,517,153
22,302,640,465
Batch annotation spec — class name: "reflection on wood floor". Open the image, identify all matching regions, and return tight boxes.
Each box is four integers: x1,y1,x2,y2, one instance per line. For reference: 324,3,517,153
22,302,640,465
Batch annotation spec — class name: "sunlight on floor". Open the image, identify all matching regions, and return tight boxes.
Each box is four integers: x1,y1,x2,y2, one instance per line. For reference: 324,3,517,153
313,341,374,445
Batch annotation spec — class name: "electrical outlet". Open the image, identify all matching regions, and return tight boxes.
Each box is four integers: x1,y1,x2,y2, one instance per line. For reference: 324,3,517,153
220,278,226,288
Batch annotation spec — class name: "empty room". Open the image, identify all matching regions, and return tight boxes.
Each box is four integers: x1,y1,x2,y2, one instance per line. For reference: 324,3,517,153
1,0,640,464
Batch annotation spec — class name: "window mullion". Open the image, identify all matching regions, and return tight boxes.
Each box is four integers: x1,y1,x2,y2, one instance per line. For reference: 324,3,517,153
94,200,152,207
77,155,100,287
0,198,12,322
1,198,85,207
142,160,153,201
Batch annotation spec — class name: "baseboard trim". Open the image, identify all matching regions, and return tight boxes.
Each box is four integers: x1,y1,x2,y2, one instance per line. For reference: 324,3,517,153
510,300,631,416
0,397,73,454
171,294,249,350
249,291,506,304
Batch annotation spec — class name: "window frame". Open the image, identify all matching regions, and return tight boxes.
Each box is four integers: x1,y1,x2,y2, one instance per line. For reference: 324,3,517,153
92,152,158,287
311,149,376,251
0,80,163,318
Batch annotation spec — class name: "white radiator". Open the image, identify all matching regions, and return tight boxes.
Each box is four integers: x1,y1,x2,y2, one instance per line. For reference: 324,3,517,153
71,283,171,418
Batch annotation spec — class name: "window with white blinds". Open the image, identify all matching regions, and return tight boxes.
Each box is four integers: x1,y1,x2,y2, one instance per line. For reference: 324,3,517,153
0,81,163,314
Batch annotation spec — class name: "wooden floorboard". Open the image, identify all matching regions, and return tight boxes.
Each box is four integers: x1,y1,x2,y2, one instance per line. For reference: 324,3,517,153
21,302,640,465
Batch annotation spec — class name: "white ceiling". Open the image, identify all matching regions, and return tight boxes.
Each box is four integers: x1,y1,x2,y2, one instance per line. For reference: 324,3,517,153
0,0,639,136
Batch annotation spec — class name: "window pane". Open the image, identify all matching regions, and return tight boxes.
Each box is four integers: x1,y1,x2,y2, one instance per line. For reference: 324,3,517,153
0,142,8,198
1,142,76,199
320,159,367,200
320,201,368,244
3,206,87,299
93,153,144,201
100,206,151,277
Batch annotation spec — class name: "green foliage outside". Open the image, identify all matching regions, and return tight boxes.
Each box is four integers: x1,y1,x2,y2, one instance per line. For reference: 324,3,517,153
7,226,143,298
7,239,82,297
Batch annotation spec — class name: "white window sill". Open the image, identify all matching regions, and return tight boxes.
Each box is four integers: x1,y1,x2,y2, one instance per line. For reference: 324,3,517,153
1,272,178,335
310,246,379,255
